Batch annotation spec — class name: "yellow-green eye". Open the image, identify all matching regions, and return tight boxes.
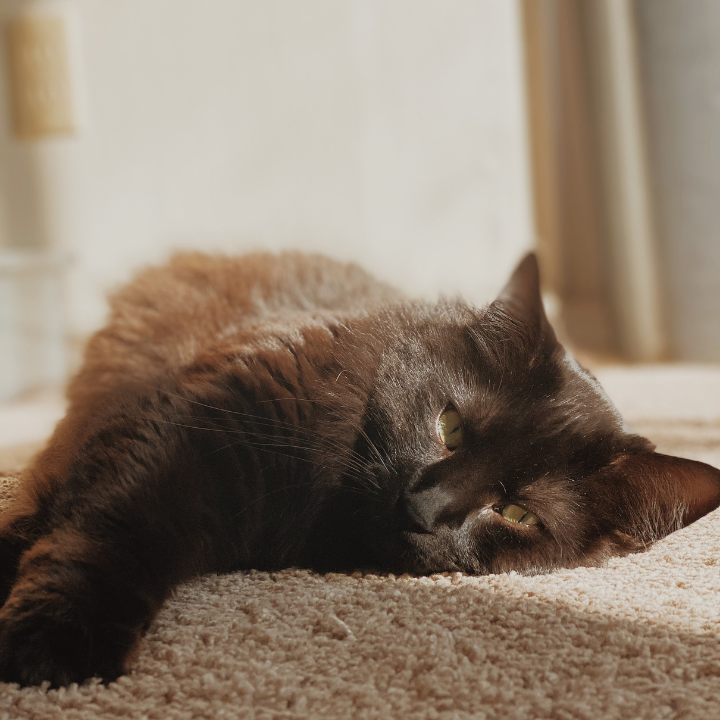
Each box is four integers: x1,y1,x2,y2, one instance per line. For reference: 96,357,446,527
501,504,540,526
437,409,463,450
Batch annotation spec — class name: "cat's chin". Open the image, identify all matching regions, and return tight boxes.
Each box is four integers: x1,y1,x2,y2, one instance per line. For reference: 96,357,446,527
373,527,647,577
372,529,475,576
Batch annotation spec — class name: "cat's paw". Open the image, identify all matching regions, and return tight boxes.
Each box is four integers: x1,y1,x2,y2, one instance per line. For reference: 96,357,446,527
0,602,141,687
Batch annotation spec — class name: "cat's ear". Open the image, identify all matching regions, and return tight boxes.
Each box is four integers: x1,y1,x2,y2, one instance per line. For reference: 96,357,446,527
494,252,556,341
590,451,720,542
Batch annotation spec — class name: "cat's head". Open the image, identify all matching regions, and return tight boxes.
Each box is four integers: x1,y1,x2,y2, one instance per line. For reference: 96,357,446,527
337,254,720,575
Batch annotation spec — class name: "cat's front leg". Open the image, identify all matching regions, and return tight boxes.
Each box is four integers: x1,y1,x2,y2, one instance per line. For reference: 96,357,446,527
0,525,152,686
0,391,239,686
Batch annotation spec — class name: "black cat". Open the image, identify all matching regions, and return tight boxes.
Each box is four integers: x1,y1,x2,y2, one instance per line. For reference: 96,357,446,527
0,251,718,687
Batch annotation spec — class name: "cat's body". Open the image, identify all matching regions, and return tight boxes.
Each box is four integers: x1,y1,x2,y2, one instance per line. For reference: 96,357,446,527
0,251,718,687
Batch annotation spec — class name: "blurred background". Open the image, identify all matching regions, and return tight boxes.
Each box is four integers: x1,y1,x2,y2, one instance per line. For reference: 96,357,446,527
0,0,718,401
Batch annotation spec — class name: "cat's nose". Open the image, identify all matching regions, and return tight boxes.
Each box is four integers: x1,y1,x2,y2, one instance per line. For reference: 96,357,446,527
394,487,452,534
394,491,433,533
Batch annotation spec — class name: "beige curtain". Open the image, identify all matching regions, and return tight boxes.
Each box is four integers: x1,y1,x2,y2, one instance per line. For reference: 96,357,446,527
521,0,664,362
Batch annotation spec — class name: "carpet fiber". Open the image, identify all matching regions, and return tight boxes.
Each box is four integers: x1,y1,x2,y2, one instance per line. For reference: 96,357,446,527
0,365,719,719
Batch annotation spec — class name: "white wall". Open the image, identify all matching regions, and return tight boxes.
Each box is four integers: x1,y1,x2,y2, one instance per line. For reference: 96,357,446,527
0,0,534,339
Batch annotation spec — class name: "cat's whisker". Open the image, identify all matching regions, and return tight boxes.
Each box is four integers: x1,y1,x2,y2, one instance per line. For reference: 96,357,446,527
146,387,373,466
147,415,380,491
148,418,239,435
152,405,370,463
220,436,382,497
163,403,381,480
243,432,375,477
220,421,373,473
142,383,331,430
356,427,390,475
232,480,376,520
255,397,325,405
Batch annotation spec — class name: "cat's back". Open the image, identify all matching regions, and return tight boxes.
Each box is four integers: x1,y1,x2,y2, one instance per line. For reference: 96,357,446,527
169,251,398,314
111,251,399,329
68,252,400,408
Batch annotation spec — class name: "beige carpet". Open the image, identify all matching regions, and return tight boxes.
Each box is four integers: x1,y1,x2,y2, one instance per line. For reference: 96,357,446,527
0,365,719,720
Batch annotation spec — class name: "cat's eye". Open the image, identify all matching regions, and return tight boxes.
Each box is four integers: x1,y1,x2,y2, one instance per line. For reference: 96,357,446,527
500,504,540,526
437,409,463,450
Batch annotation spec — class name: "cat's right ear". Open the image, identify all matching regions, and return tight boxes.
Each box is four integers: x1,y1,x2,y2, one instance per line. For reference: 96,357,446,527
493,252,556,342
590,451,720,542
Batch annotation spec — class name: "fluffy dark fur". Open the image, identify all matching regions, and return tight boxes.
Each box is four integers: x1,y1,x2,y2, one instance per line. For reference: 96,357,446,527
0,251,718,687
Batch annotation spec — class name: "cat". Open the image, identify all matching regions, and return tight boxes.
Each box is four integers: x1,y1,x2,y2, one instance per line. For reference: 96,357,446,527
0,250,718,688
